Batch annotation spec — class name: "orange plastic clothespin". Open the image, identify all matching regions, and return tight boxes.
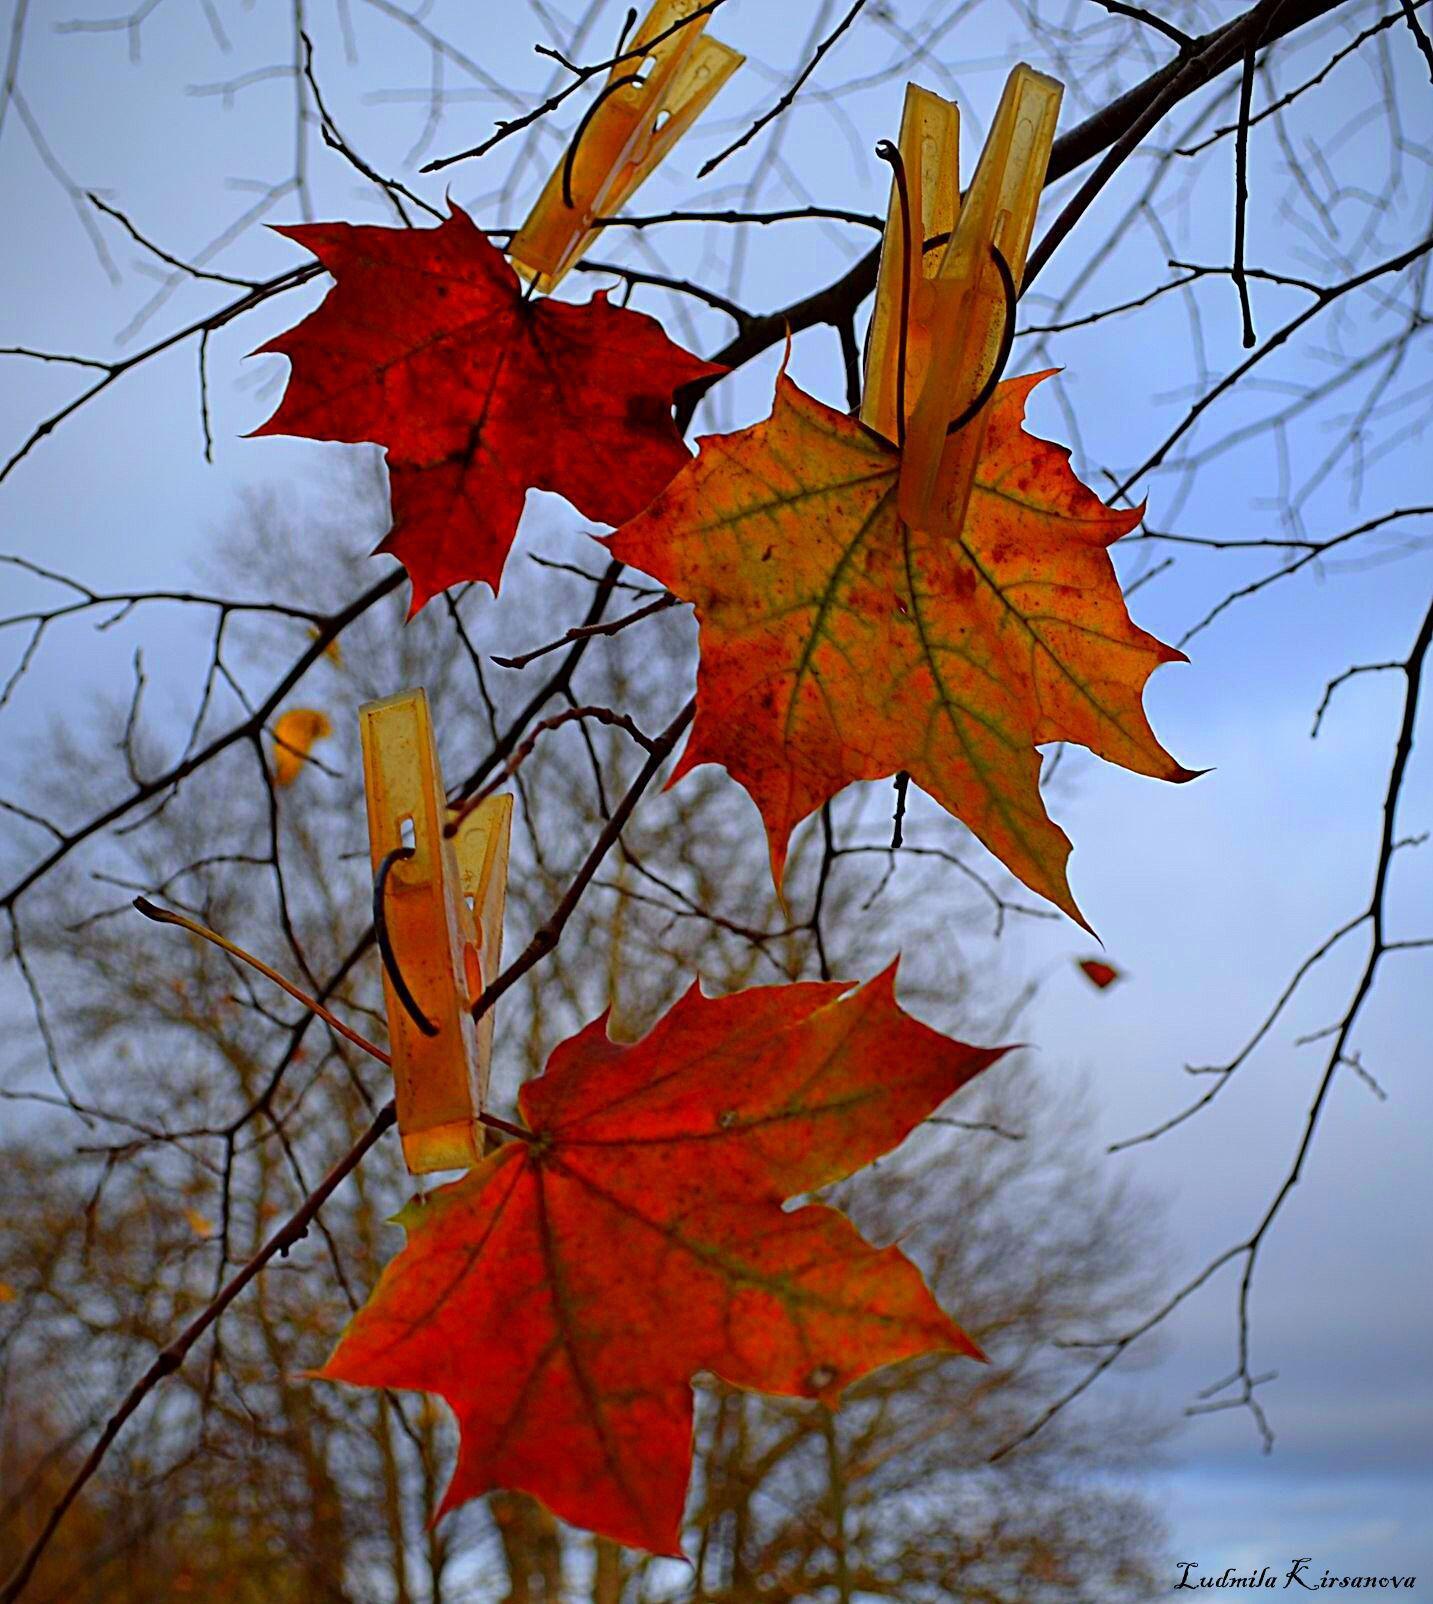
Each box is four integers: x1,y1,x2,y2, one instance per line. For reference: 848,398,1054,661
360,688,512,1175
871,65,1062,537
507,0,743,294
862,84,960,444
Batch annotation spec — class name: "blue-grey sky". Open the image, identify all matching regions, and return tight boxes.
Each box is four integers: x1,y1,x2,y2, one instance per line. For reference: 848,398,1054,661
3,0,1431,1592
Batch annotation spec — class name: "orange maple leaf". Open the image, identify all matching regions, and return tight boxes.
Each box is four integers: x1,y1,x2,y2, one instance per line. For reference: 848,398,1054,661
251,205,722,613
608,370,1196,927
321,965,1002,1553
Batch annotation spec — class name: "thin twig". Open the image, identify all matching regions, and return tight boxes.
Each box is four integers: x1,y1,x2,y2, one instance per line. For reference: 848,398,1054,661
452,704,658,817
1232,31,1259,346
420,1,726,172
1092,0,1196,50
466,698,696,1023
698,0,868,177
1400,0,1433,79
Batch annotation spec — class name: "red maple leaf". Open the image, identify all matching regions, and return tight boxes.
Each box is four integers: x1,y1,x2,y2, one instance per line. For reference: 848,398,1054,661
251,205,722,612
321,965,1003,1553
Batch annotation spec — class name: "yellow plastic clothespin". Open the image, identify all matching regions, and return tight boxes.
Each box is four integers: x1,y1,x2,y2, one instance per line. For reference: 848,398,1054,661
868,66,1062,537
507,0,744,294
360,688,512,1175
861,84,961,444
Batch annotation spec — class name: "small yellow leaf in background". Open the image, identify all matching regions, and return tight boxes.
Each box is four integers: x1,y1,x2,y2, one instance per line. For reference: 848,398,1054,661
0,1280,16,1302
272,708,332,786
184,1209,214,1240
307,626,344,666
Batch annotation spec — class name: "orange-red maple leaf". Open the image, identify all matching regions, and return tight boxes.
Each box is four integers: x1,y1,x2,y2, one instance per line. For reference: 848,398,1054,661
321,965,1001,1553
251,205,722,613
609,371,1195,927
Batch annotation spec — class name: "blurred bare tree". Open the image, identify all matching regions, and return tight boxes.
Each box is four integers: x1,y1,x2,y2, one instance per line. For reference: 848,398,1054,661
4,493,1166,1600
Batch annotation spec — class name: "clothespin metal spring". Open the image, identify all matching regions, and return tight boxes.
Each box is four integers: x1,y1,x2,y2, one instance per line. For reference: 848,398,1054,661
944,244,1016,437
872,134,1020,451
373,845,439,1039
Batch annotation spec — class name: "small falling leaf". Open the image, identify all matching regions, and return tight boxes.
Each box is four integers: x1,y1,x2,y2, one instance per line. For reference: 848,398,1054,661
273,708,332,786
1078,958,1121,990
0,1280,16,1303
184,1209,215,1240
307,626,344,666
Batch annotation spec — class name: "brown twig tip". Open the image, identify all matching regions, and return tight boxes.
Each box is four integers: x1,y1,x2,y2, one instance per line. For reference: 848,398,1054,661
132,895,392,1067
1095,0,1197,51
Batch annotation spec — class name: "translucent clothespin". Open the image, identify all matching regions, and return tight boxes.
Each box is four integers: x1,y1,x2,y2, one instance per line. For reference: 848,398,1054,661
861,84,960,444
879,65,1063,537
360,688,512,1175
507,0,743,294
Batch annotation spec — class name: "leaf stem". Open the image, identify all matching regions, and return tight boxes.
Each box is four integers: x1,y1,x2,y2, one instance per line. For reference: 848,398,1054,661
478,1112,536,1144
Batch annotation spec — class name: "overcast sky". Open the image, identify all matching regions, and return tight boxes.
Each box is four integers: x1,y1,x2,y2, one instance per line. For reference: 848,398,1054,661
3,0,1431,1592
